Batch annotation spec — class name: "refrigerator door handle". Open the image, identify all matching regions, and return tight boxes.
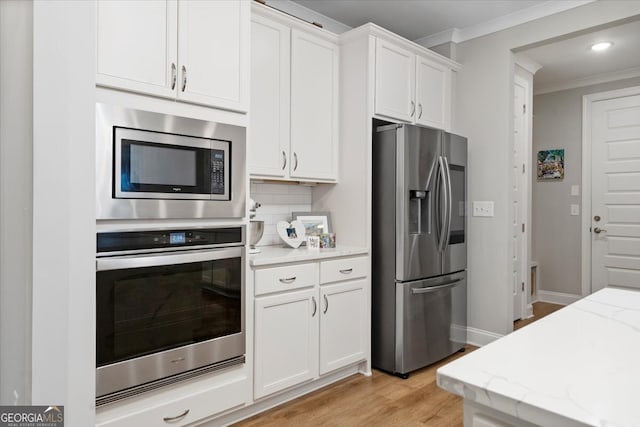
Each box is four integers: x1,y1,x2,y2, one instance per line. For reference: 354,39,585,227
443,156,453,253
437,156,448,252
411,278,463,294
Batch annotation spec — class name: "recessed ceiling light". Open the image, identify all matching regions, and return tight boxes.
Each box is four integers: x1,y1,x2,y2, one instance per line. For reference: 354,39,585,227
591,42,612,52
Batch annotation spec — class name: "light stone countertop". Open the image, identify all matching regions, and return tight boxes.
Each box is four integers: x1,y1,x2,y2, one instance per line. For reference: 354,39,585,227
437,287,640,427
249,245,368,267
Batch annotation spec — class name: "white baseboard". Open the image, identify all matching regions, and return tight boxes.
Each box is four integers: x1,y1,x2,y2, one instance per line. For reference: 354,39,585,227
466,327,504,347
536,290,581,306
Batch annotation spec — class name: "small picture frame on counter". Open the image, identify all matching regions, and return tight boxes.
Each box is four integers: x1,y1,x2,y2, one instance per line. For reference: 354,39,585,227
306,236,320,251
319,233,336,249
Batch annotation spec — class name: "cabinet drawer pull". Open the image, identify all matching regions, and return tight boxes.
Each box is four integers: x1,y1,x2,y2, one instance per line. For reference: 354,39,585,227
418,103,423,119
293,152,299,171
312,296,317,317
163,409,189,423
323,294,328,314
279,276,296,284
170,62,177,90
181,65,187,92
339,268,353,274
410,100,416,117
282,150,287,170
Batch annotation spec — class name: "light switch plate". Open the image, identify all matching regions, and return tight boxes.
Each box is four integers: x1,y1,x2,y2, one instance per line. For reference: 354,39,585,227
571,185,580,196
570,204,580,216
473,201,494,217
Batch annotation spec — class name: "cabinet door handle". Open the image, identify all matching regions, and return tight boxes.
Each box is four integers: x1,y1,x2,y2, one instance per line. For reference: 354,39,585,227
323,294,328,314
282,151,287,170
181,65,187,92
312,296,317,317
293,152,299,171
410,101,416,117
163,409,189,423
339,268,353,274
279,276,296,284
593,227,607,234
418,103,423,119
170,63,177,90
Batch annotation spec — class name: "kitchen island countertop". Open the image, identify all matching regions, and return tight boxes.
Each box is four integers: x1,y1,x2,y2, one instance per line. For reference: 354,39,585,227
437,287,640,427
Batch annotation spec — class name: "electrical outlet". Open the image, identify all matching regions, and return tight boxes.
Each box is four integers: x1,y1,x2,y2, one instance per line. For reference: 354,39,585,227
472,201,494,217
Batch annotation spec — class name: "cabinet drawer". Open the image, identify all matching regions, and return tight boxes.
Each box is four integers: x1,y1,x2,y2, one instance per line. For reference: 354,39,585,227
320,256,368,284
96,374,246,427
255,262,318,296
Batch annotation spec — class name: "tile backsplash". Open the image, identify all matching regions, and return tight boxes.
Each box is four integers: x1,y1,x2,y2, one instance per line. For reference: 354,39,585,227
250,182,312,246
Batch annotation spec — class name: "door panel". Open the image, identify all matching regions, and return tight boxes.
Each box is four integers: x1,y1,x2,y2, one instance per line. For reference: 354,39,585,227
591,94,640,292
442,132,467,275
395,272,466,374
396,125,442,281
374,39,415,122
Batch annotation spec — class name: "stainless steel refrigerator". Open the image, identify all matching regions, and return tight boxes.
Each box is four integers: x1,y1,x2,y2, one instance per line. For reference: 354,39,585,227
372,121,467,378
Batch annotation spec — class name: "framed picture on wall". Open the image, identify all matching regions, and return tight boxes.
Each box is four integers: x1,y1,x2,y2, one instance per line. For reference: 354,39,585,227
537,149,565,180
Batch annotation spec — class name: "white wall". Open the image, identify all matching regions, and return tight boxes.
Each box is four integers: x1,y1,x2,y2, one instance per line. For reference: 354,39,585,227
452,1,640,337
31,1,96,424
532,76,640,297
0,0,33,405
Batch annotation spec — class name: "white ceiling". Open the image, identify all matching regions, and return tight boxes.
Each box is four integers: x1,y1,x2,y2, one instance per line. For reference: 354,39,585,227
293,0,564,42
521,19,640,93
289,0,640,92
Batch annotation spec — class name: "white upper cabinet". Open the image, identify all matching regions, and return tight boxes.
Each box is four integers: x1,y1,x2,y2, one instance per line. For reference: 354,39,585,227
290,29,339,181
249,15,290,178
374,39,415,123
249,5,339,183
97,0,249,112
374,36,453,130
415,56,451,130
177,0,248,111
97,0,177,99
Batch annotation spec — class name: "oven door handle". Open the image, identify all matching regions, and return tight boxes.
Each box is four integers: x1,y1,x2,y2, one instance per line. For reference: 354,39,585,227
96,247,243,271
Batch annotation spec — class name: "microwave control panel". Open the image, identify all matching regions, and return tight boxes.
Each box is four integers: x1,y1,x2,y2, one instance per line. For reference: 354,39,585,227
210,150,225,195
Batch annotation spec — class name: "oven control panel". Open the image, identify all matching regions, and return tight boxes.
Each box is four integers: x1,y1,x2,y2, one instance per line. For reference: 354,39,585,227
97,227,244,254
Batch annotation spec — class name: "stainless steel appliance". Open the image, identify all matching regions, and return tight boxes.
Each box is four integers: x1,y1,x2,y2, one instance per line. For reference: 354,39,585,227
96,103,246,219
95,226,245,404
372,121,467,378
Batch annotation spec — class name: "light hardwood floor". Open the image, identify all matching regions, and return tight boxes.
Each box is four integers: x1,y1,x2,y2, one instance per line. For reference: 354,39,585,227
234,301,563,426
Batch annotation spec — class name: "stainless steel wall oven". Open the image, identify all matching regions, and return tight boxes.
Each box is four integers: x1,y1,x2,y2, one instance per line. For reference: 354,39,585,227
95,226,245,405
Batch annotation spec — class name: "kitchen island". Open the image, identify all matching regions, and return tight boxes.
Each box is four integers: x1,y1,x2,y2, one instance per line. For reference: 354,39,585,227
437,287,640,427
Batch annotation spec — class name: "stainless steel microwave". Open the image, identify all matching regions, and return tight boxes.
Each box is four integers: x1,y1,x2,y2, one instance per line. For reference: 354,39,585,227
96,104,246,219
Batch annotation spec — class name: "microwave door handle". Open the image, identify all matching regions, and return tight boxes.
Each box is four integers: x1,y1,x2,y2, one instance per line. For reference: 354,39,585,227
443,156,453,253
96,247,242,272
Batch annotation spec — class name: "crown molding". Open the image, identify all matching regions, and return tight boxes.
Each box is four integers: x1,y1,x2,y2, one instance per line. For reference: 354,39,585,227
415,0,595,48
514,53,543,75
534,66,640,95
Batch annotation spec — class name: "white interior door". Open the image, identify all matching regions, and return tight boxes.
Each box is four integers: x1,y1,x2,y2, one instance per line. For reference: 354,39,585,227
590,93,640,292
512,77,528,321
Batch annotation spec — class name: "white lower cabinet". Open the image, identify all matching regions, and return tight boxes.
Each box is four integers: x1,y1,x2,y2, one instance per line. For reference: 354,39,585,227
253,255,368,399
319,280,367,375
254,288,319,399
96,370,247,427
